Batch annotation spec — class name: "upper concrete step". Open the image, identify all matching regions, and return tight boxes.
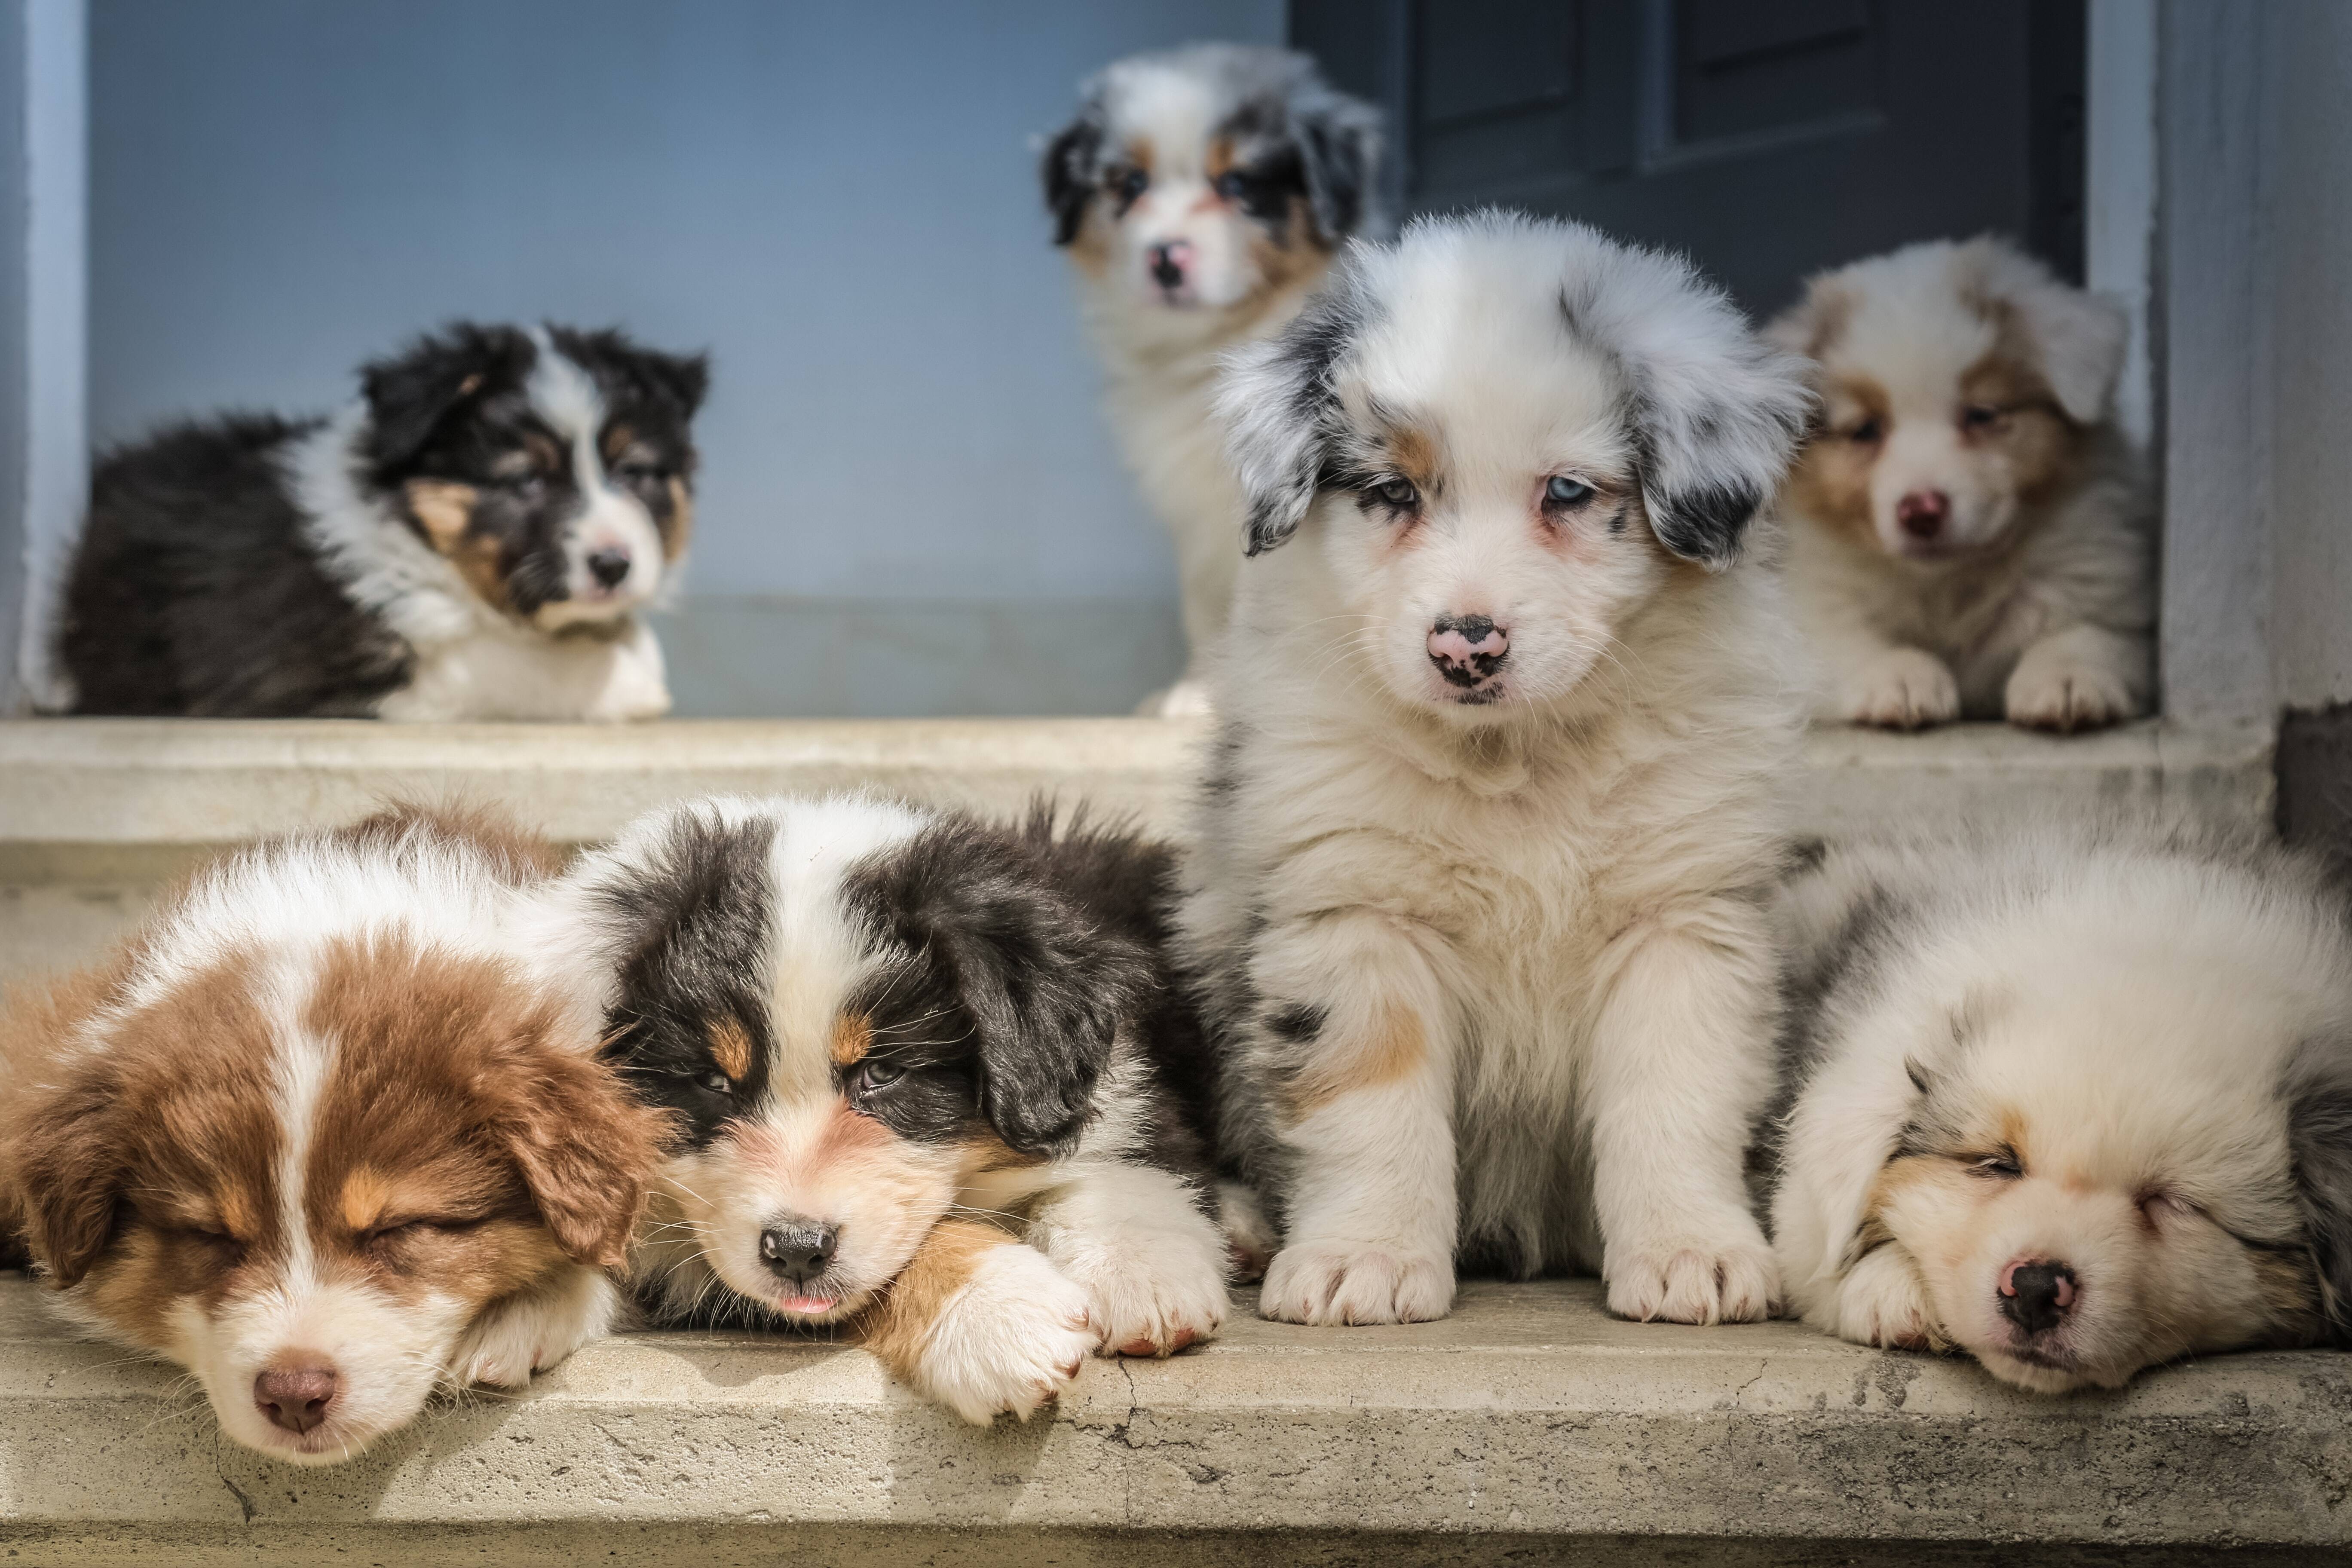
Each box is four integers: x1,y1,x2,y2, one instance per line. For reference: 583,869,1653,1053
0,1277,2342,1566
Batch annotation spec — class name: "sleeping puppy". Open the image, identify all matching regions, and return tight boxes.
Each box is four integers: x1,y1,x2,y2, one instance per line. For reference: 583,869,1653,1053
1044,43,1384,716
530,795,1229,1424
1768,237,2153,732
56,322,705,720
1772,821,2352,1391
1184,211,1812,1327
0,806,664,1463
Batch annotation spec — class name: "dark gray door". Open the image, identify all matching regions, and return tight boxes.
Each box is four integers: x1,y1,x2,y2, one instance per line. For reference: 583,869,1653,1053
1292,0,2084,317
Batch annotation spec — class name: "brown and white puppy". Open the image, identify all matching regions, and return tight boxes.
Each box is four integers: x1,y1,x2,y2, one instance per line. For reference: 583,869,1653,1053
0,807,664,1463
1768,237,2153,732
1773,821,2352,1391
1044,44,1383,715
528,794,1229,1424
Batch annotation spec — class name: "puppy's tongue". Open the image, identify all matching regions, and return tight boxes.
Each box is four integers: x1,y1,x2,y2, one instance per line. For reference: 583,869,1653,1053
776,1294,833,1315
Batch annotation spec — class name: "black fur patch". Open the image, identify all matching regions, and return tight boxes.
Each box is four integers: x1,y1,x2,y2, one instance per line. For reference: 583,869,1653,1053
1644,478,1764,569
593,812,780,1149
1041,110,1105,247
1266,1003,1326,1044
2285,1035,2352,1342
1242,282,1366,557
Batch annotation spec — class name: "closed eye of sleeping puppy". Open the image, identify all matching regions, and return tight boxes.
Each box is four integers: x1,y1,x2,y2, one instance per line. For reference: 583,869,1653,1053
1185,210,1811,1328
1768,237,2154,733
0,805,664,1464
526,795,1230,1425
1772,821,2352,1391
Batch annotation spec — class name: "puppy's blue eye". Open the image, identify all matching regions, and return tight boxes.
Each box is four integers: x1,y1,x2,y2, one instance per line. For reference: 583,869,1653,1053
1544,476,1594,508
1111,168,1147,202
1214,170,1249,200
1373,478,1418,509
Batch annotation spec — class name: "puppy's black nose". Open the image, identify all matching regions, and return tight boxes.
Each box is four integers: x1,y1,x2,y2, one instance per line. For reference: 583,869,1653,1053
1148,242,1188,291
586,547,633,589
1427,613,1510,686
760,1218,839,1285
1998,1259,2078,1336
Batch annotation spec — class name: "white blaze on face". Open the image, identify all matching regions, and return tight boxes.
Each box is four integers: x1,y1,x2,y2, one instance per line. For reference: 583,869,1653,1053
525,327,666,626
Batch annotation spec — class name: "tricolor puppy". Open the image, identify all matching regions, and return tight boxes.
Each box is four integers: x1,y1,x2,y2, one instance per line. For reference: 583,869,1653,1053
1769,237,2153,732
0,807,663,1463
1044,43,1384,714
534,796,1229,1424
1773,822,2352,1391
1184,211,1811,1327
56,322,706,720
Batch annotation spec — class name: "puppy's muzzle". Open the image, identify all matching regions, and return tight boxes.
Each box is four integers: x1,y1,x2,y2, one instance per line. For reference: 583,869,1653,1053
1997,1257,2078,1338
1428,614,1509,691
254,1357,340,1436
760,1216,840,1287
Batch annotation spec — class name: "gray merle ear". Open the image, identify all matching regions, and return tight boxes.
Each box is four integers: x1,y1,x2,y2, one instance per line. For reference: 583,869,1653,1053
2285,1033,2352,1342
1217,263,1371,556
861,823,1155,1155
359,321,536,478
1558,233,1813,569
1286,77,1386,244
1041,102,1106,247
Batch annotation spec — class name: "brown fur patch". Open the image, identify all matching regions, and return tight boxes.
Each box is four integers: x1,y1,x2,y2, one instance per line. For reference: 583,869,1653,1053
827,1014,871,1068
710,1018,755,1081
340,802,563,885
1783,374,1890,548
854,1218,1032,1384
662,475,695,562
600,424,637,463
1958,343,2082,508
404,480,511,613
1285,1002,1425,1117
1245,194,1332,296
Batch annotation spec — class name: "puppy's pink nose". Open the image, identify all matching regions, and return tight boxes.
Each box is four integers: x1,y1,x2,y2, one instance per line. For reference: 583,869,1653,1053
1997,1258,2077,1337
1896,489,1951,540
1148,241,1191,292
1427,614,1508,687
254,1360,339,1435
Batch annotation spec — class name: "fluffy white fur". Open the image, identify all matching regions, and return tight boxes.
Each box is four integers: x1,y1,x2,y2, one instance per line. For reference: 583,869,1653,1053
1769,237,2153,731
1183,211,1811,1327
1773,821,2352,1391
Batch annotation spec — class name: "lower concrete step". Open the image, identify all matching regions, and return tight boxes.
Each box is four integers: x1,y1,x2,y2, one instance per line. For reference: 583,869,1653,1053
0,1278,2340,1565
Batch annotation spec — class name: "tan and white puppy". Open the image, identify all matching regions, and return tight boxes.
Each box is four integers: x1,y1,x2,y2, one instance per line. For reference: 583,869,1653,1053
530,795,1229,1424
1773,821,2352,1391
1185,211,1811,1328
1769,237,2153,732
1044,44,1384,715
0,807,662,1463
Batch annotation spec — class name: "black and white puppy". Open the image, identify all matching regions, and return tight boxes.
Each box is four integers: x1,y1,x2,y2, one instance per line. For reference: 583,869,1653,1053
526,795,1229,1424
1773,820,2352,1391
1183,211,1811,1327
56,322,706,720
1044,44,1383,715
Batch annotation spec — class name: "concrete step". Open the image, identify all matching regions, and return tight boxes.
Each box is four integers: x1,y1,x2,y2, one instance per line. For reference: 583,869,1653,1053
0,1277,2341,1566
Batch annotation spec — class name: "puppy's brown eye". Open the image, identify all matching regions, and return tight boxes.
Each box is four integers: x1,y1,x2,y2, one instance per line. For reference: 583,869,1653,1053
1848,419,1883,445
1213,169,1249,200
1109,167,1147,202
1960,405,2003,431
1971,1151,2024,1179
856,1059,906,1093
693,1069,732,1096
1372,478,1418,510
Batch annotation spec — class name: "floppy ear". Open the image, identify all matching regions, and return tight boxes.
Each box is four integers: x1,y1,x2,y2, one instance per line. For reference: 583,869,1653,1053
1217,268,1369,556
631,347,710,421
2285,1034,2352,1342
483,1020,668,1270
1288,81,1385,244
1762,274,1854,371
1976,240,2127,425
359,322,535,478
9,1057,128,1289
1041,106,1105,247
1561,235,1813,569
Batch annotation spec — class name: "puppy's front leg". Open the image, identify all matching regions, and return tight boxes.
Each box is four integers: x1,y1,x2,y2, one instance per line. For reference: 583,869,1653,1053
1026,1161,1229,1357
2003,622,2150,733
1586,907,1779,1325
451,1266,622,1389
1251,912,1458,1326
858,1218,1094,1425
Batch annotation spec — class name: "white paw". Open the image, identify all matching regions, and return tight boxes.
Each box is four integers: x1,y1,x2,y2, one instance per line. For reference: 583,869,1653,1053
1136,680,1213,720
1258,1239,1454,1326
2004,656,2135,734
451,1270,617,1388
1841,648,1960,730
1830,1245,1939,1351
1071,1226,1228,1360
1605,1230,1779,1325
913,1244,1096,1425
1217,1180,1276,1283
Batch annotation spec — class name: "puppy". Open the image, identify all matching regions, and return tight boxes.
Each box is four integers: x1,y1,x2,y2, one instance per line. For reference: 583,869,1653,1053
1768,237,2153,732
1044,44,1384,715
1771,821,2352,1391
56,322,706,720
0,806,663,1463
530,795,1229,1424
1183,211,1812,1327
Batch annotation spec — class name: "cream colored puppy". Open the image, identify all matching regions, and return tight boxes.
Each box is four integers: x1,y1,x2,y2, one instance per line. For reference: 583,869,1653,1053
1770,237,2153,732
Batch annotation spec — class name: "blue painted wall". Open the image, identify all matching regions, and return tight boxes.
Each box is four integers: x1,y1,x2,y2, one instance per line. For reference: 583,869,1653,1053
88,0,1282,710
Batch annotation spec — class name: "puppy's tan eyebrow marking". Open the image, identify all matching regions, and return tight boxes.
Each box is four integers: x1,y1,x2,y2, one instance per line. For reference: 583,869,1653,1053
709,1018,754,1081
829,1013,872,1068
340,1168,393,1232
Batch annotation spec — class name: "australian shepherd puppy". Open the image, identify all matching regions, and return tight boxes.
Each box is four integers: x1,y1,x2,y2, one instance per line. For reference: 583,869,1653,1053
1044,44,1384,715
1772,821,2352,1391
0,806,664,1463
1768,237,2153,732
529,795,1230,1424
1182,211,1813,1327
56,322,706,721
